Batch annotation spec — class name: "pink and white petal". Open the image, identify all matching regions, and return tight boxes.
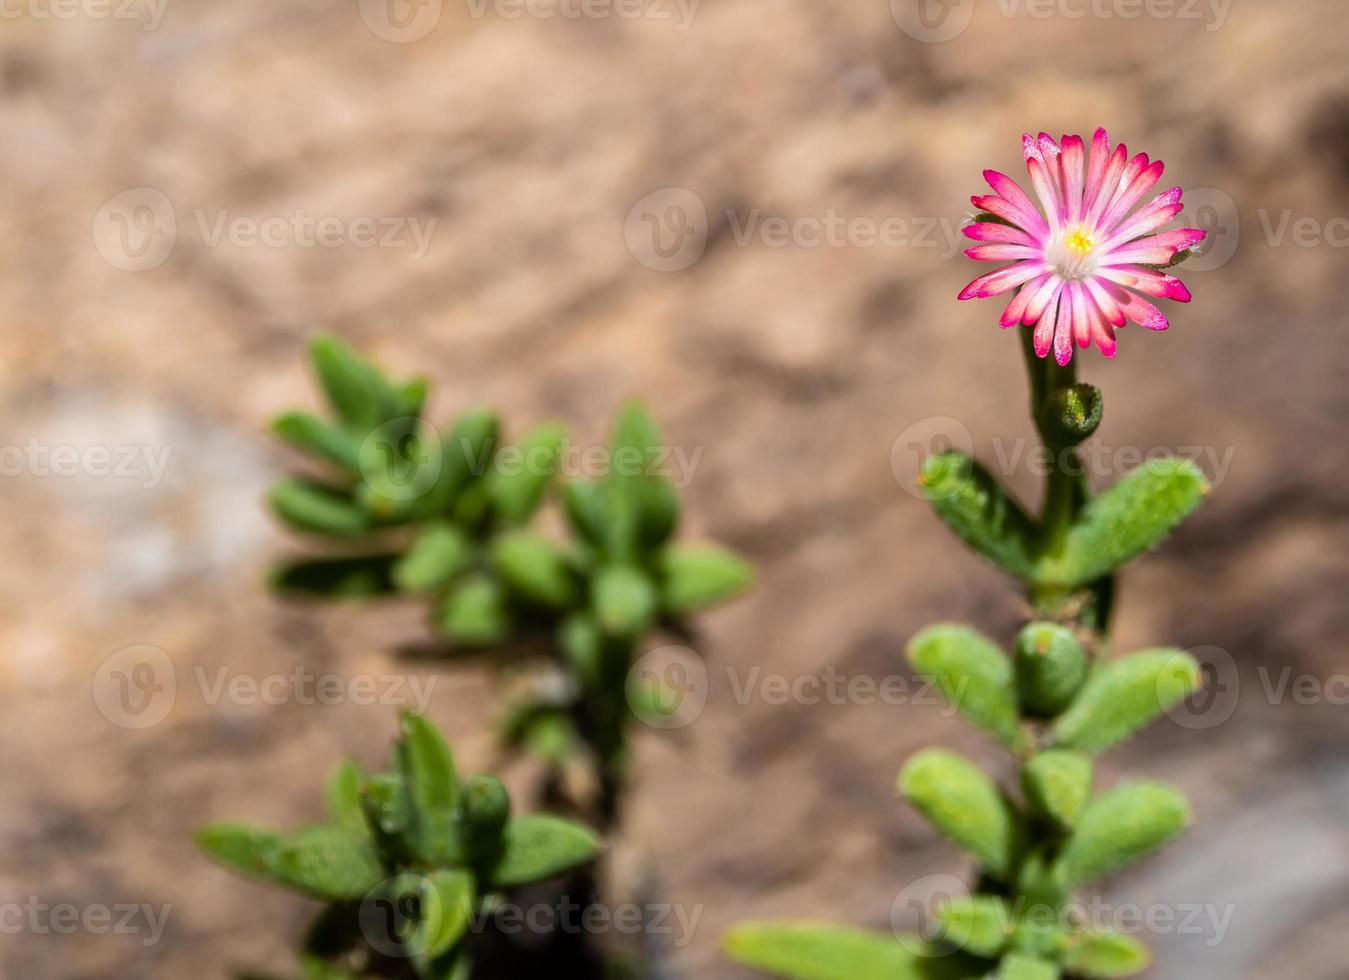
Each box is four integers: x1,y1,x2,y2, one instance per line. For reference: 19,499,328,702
1053,297,1075,366
1100,158,1166,232
1097,189,1184,249
1000,275,1047,328
1022,274,1064,325
965,243,1043,261
1059,135,1086,225
1034,290,1062,358
963,221,1038,245
971,195,1046,238
1026,158,1065,232
1092,312,1118,358
1101,226,1205,266
983,170,1046,230
1083,143,1130,230
1083,276,1127,327
1082,128,1111,219
1038,133,1066,211
1109,286,1172,331
1098,264,1192,301
958,260,1047,300
1066,282,1093,349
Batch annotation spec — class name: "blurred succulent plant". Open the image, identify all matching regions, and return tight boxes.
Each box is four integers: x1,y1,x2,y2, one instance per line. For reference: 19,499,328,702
267,336,753,825
725,253,1208,976
197,713,599,980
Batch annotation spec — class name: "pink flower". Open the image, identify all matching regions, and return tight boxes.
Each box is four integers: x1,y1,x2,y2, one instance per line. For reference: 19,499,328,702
958,129,1206,365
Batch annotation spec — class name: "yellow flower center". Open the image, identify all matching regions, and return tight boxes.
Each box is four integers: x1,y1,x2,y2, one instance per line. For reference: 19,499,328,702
1064,228,1095,256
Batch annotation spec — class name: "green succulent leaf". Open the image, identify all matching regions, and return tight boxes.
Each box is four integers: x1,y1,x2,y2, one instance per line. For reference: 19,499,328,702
491,530,580,609
997,953,1060,980
201,824,384,901
658,543,754,616
435,574,511,647
269,478,370,536
272,411,362,473
412,869,476,965
598,401,664,560
562,479,606,546
1014,623,1089,718
488,814,599,888
557,612,603,687
918,452,1039,581
485,422,567,525
1064,930,1152,978
1057,782,1191,888
1021,750,1093,829
397,712,459,814
898,749,1022,880
270,554,400,598
637,474,681,548
723,922,984,980
933,895,1014,958
1051,649,1202,755
1036,458,1207,587
394,524,474,595
416,409,500,518
593,564,659,636
196,824,286,881
309,333,396,432
325,761,367,832
906,624,1022,749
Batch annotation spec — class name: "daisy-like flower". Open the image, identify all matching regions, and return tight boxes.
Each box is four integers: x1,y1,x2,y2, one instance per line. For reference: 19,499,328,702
959,129,1206,365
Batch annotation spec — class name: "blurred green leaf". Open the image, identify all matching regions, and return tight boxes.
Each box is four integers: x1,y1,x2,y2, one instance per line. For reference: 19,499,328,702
325,761,367,832
898,749,1022,880
273,411,361,473
1057,782,1190,888
637,474,681,548
491,530,580,609
919,453,1039,581
398,712,459,813
205,824,384,901
1052,649,1201,755
997,953,1060,980
486,422,567,525
562,479,606,546
394,524,474,596
1064,930,1152,978
1013,623,1089,718
723,922,984,980
907,624,1022,749
270,478,369,536
1021,750,1093,830
412,869,475,965
417,409,500,518
593,564,659,636
659,543,754,616
309,333,396,432
488,814,599,888
435,574,511,647
557,612,603,687
933,895,1013,958
1037,459,1207,587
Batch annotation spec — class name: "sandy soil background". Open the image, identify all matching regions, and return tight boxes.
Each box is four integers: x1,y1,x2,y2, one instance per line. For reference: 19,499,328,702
2,0,1348,977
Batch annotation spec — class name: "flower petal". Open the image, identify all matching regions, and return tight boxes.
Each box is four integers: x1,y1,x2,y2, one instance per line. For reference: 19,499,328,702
1108,284,1171,331
1083,142,1129,230
1097,265,1192,301
1083,276,1127,327
958,261,1047,300
963,221,1038,245
1000,275,1047,328
965,243,1042,262
1082,128,1112,222
1060,134,1086,225
1034,289,1062,358
1022,274,1064,325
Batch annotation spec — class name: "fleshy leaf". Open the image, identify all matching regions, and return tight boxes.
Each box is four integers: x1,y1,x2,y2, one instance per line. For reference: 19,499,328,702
393,524,474,595
485,422,566,525
435,574,511,646
201,824,385,901
1036,459,1207,587
723,922,984,980
416,409,500,518
658,544,754,616
1014,623,1089,718
325,761,367,832
898,749,1022,880
933,895,1014,958
997,953,1060,980
491,530,580,609
488,814,599,888
1020,750,1093,829
309,333,395,432
1051,649,1202,754
397,712,459,814
907,624,1022,749
562,479,606,546
919,453,1039,581
269,478,369,536
272,411,361,473
412,869,475,964
593,564,659,636
1057,782,1190,888
1064,930,1152,978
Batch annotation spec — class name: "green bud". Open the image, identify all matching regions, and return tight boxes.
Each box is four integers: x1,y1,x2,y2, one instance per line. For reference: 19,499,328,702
1014,623,1089,718
1040,384,1102,446
462,775,511,833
